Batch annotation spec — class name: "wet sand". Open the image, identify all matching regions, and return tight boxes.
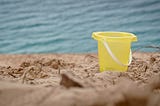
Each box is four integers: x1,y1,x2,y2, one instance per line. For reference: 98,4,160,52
0,52,159,106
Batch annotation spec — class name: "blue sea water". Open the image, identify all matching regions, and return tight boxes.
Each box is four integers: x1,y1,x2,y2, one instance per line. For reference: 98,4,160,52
0,0,160,53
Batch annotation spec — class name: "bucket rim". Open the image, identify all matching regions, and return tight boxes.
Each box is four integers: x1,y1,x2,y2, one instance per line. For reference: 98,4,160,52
92,31,137,42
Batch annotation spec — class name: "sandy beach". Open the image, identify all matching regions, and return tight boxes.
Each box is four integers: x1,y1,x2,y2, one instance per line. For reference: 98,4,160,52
0,52,159,106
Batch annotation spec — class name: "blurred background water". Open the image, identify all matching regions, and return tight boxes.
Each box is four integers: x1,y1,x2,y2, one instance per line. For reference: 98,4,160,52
0,0,160,53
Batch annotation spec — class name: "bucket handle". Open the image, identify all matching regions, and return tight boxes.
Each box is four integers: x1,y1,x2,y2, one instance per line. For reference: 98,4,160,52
103,41,132,66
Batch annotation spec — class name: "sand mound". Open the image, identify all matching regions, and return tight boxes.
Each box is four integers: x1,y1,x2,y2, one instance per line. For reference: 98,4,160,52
0,52,159,106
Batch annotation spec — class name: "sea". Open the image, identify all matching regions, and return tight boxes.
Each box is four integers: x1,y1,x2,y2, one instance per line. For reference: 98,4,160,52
0,0,160,53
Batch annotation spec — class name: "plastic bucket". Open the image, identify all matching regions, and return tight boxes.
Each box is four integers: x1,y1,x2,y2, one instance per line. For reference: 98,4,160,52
92,32,137,72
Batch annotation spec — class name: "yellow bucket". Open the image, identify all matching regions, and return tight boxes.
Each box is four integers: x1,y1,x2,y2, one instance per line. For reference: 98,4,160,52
92,32,137,72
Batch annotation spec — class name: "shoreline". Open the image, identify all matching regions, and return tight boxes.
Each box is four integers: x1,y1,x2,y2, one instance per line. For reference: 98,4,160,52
0,52,159,67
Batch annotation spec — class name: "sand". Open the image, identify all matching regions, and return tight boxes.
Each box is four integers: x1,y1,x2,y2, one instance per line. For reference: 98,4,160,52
0,52,159,106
